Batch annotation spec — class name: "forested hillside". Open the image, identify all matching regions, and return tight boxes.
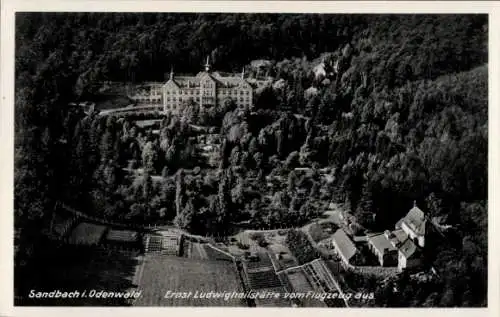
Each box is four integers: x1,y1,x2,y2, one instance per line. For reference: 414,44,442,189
15,13,487,307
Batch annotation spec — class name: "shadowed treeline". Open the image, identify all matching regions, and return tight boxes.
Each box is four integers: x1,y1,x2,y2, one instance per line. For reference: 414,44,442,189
15,237,140,306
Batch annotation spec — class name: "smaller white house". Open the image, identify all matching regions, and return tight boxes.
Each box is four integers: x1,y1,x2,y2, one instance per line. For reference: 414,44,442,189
367,231,398,267
397,239,422,271
396,203,426,248
330,229,362,267
394,203,427,271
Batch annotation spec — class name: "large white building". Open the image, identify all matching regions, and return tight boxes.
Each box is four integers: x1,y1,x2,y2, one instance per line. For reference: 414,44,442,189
128,58,255,115
163,57,253,113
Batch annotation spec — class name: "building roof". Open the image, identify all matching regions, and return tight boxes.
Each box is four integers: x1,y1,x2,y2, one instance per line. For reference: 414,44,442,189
367,233,397,255
135,119,162,128
398,238,418,259
390,229,408,246
165,71,251,89
402,206,426,235
395,218,404,230
212,72,250,87
332,229,358,261
155,230,180,239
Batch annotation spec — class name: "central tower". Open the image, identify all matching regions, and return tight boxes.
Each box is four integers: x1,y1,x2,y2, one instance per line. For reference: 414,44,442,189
204,56,211,72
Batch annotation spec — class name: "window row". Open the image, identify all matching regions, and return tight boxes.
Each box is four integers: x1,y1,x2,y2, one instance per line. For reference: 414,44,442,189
218,90,250,96
218,97,251,102
164,104,178,110
165,89,251,96
133,95,162,100
164,100,251,107
166,90,201,95
166,96,250,102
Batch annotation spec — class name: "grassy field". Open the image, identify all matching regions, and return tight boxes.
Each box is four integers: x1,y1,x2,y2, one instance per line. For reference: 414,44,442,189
285,269,327,307
286,268,314,292
133,255,245,306
253,287,291,307
182,240,208,260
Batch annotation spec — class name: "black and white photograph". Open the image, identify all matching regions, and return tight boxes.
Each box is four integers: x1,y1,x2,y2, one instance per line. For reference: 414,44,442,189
3,0,495,312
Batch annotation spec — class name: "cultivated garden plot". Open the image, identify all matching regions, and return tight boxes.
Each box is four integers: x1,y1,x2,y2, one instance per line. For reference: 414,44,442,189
282,269,327,307
246,270,282,290
285,268,315,293
241,251,285,292
252,286,291,307
245,252,274,272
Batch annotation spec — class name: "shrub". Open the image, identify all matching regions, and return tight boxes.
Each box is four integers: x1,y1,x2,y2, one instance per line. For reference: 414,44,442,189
257,239,269,247
250,232,264,241
286,229,319,264
250,232,268,247
237,242,250,250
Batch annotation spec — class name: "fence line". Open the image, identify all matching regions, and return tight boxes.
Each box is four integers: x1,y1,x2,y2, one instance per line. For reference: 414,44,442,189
57,202,172,231
350,265,399,278
205,243,236,261
304,259,349,307
274,257,321,275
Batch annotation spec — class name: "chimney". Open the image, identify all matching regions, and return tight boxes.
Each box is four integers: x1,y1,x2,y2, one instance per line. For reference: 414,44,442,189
384,230,392,239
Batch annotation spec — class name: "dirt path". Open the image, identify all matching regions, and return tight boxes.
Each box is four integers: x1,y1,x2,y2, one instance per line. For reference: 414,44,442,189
132,255,146,286
196,243,208,260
